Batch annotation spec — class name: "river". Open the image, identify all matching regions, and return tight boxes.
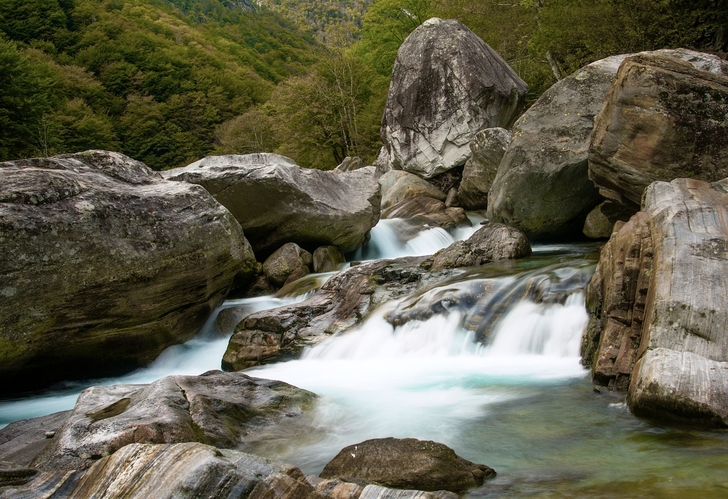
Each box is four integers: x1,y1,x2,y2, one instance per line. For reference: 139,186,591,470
1,217,727,498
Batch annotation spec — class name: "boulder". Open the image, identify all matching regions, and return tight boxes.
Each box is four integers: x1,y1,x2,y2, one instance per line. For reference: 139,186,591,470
162,153,381,258
319,438,495,492
31,371,317,472
582,205,614,240
0,151,254,395
457,128,511,210
16,442,320,499
425,222,531,270
382,197,468,229
379,171,446,211
359,485,459,499
380,18,527,179
222,257,458,371
583,177,728,426
312,246,346,273
487,54,628,239
589,50,728,222
264,243,313,287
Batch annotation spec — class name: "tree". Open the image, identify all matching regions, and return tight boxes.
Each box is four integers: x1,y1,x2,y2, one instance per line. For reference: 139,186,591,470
354,0,435,75
0,37,52,160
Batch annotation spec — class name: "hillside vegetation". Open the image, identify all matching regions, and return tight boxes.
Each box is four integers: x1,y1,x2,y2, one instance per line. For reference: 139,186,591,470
1,0,725,170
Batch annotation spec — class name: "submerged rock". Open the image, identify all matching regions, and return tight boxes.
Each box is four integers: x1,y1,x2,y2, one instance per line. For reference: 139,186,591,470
319,438,495,492
381,18,527,179
589,50,728,222
162,153,381,258
31,371,316,472
0,150,253,395
584,177,728,426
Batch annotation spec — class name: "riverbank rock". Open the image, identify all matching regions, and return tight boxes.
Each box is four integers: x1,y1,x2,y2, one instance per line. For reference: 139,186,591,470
487,55,628,239
583,177,728,426
222,257,457,370
264,243,313,287
382,197,468,229
589,50,728,222
457,128,511,210
379,171,446,211
31,371,316,472
162,153,381,258
320,438,495,492
7,442,320,499
380,18,527,179
0,150,253,395
313,246,346,273
425,222,531,270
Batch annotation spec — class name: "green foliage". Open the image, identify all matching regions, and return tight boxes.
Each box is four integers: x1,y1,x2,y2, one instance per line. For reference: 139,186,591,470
0,38,53,159
0,0,318,167
354,0,435,76
257,0,375,46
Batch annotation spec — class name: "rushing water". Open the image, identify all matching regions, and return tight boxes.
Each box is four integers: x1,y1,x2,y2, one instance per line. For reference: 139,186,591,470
1,217,727,498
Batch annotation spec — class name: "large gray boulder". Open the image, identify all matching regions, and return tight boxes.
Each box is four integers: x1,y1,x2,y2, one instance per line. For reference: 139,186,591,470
31,371,317,472
163,153,381,258
0,151,254,395
583,177,728,426
380,18,527,179
589,50,728,222
457,128,511,210
487,55,628,239
319,438,495,492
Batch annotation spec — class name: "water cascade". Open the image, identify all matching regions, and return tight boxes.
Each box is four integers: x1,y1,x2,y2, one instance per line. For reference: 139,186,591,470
1,218,727,498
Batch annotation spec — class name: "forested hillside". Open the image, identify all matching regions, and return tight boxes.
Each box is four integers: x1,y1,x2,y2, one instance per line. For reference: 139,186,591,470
1,0,725,170
0,0,319,169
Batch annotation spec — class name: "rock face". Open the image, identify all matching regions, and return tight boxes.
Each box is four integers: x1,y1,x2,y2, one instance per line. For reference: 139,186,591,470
589,51,728,222
73,443,318,499
162,153,381,258
487,55,628,239
222,257,458,371
584,178,728,426
379,171,446,211
319,438,495,492
9,442,320,499
0,151,253,395
312,246,346,273
264,243,313,287
382,197,468,229
426,223,531,270
31,371,316,472
380,18,527,179
457,128,511,210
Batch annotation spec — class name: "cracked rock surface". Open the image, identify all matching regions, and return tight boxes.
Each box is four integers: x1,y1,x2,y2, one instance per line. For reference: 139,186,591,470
584,177,728,426
381,18,526,179
30,371,317,472
0,150,255,395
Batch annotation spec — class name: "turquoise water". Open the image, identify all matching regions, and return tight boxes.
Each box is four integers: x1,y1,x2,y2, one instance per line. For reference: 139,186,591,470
1,220,726,498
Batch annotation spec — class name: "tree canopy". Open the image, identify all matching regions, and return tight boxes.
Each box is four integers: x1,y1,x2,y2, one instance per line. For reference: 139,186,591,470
1,0,724,170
